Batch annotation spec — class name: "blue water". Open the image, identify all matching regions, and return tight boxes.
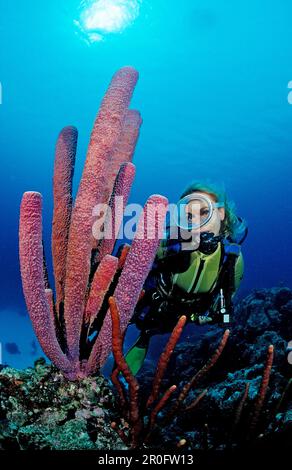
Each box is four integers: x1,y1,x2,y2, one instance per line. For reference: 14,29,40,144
1,0,292,369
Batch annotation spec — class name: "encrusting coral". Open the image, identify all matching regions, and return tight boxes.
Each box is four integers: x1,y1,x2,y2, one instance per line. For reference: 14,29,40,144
18,67,168,381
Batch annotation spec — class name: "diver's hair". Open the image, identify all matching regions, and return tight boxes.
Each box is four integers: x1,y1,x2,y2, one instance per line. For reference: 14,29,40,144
179,179,239,240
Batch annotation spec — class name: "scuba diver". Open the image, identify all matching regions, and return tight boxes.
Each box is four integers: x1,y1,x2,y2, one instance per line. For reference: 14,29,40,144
121,181,248,376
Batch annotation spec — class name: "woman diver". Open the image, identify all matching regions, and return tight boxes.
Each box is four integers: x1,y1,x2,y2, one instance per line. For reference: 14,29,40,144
120,180,248,376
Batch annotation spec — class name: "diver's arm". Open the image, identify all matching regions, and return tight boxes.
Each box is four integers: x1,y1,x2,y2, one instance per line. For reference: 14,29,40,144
156,226,200,261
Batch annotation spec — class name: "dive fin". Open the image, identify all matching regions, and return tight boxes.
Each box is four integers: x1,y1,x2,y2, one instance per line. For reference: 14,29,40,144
125,334,150,376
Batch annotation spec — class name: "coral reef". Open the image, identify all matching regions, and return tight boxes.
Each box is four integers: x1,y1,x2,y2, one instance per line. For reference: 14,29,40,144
18,67,168,380
134,286,292,450
0,301,187,450
0,359,125,450
0,287,291,451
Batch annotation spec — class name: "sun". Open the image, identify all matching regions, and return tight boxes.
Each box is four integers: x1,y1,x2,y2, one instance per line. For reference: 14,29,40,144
75,0,141,43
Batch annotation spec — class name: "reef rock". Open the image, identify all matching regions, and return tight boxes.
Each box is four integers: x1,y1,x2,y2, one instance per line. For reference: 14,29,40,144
138,287,292,450
0,359,126,450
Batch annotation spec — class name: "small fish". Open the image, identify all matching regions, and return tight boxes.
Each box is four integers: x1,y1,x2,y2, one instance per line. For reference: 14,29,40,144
4,342,21,355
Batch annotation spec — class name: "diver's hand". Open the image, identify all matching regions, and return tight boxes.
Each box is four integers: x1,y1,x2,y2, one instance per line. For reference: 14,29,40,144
179,229,200,251
163,227,200,254
173,231,223,253
189,312,213,324
198,315,213,325
181,238,200,251
198,232,223,254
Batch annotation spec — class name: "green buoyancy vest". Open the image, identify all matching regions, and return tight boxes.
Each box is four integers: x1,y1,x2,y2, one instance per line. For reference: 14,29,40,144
125,239,245,376
157,241,244,297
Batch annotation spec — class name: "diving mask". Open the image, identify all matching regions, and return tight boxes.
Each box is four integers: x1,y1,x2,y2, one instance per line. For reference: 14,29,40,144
173,192,224,231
